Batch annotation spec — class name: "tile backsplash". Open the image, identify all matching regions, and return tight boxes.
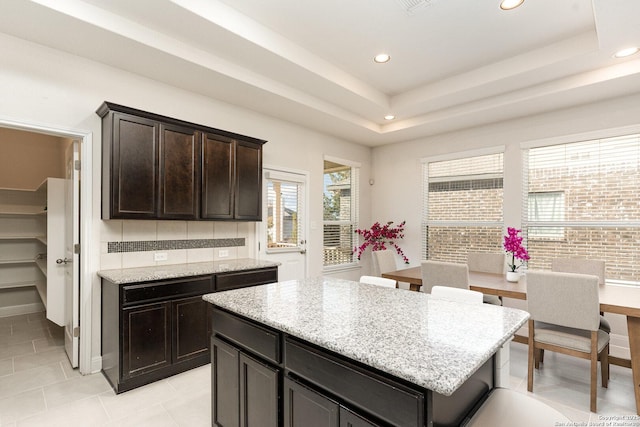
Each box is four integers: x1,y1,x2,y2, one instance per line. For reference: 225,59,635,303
100,220,253,270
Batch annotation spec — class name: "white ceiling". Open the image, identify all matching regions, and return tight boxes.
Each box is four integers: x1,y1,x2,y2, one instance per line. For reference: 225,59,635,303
1,0,639,146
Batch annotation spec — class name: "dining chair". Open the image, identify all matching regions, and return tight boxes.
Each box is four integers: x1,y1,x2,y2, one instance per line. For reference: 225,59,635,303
372,249,398,275
466,252,505,306
431,286,483,304
526,270,609,413
420,260,469,294
359,275,397,288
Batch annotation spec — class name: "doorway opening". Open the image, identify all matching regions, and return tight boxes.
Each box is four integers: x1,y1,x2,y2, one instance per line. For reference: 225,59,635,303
0,122,92,374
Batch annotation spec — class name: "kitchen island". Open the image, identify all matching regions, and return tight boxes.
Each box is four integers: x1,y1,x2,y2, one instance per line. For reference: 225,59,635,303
204,277,529,427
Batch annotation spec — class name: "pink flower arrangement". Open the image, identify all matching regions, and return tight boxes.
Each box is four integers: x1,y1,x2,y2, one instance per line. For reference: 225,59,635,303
354,221,409,264
503,227,530,272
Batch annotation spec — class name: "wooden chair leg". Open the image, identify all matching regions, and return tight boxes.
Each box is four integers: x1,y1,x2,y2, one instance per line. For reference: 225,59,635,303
601,344,609,389
535,349,542,369
540,349,544,364
528,320,535,392
590,331,598,413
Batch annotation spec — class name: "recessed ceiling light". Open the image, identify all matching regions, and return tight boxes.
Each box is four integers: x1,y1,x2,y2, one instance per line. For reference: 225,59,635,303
613,47,639,58
500,0,524,10
374,54,391,64
384,115,395,120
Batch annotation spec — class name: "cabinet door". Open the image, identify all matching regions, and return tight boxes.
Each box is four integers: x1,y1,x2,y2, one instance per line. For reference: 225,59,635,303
158,124,200,219
122,301,171,379
339,407,380,427
235,140,263,220
284,377,339,427
239,353,279,427
173,296,210,363
212,337,240,427
201,133,235,219
111,113,159,218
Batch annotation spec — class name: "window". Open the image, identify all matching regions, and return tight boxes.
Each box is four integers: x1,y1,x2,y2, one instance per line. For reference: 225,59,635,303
323,158,359,267
522,133,640,285
265,176,303,251
422,150,504,262
528,192,565,239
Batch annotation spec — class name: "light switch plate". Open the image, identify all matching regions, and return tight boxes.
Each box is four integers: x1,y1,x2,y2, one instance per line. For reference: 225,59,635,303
154,252,168,261
219,249,229,258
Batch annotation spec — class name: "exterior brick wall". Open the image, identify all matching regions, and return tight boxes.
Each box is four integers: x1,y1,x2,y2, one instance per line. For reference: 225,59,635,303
426,151,640,284
527,163,640,283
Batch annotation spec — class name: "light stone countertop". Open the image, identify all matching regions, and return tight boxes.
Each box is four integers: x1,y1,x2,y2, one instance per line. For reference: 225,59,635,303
203,276,529,396
98,258,280,284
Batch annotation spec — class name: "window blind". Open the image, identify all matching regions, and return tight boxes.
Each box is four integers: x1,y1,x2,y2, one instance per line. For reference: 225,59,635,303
266,177,304,251
522,133,640,284
323,160,359,267
422,152,504,262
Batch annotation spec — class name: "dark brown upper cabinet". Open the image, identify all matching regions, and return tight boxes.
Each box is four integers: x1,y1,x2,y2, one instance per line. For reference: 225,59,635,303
98,102,266,221
158,123,200,219
103,112,159,219
201,134,264,220
201,133,235,219
235,140,263,220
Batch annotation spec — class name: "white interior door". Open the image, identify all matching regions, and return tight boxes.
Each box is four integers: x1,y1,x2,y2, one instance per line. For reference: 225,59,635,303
64,140,80,367
259,168,307,281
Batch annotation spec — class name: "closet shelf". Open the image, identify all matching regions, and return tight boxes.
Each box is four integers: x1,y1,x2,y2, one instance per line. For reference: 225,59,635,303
35,258,47,276
0,281,37,290
0,235,42,241
0,259,36,265
35,280,47,308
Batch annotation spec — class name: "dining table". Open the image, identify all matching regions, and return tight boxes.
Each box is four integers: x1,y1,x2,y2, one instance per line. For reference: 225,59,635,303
382,265,640,415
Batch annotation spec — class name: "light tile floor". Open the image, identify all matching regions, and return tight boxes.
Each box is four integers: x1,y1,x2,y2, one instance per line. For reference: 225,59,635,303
1,311,639,426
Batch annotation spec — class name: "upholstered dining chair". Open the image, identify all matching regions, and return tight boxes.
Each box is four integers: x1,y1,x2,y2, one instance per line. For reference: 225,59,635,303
467,252,505,306
552,258,610,333
359,275,397,288
526,270,609,413
420,260,469,294
372,249,398,275
431,286,483,304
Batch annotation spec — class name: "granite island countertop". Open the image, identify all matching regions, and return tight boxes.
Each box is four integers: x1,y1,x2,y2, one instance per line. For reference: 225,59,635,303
203,276,529,396
97,258,279,284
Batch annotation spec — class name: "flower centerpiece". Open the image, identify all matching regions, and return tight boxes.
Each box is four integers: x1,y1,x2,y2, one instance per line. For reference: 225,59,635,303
354,221,409,264
503,227,530,282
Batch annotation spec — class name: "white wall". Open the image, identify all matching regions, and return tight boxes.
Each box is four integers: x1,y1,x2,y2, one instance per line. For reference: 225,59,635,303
0,33,371,369
371,92,640,358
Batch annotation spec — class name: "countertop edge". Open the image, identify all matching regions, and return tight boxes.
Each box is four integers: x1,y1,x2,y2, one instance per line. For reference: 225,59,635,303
98,258,280,284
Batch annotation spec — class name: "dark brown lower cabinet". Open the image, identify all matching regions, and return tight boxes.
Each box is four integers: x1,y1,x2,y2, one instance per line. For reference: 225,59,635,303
102,276,213,393
284,377,339,427
122,301,172,380
339,407,380,427
101,267,278,394
283,378,382,427
212,337,279,427
173,296,211,364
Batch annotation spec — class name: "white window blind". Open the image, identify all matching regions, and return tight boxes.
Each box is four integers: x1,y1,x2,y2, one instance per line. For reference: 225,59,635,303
522,133,640,285
323,159,359,267
266,176,304,251
422,152,504,262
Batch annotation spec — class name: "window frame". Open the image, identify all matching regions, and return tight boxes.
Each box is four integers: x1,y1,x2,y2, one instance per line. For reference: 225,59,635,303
521,128,640,286
421,146,505,261
322,156,360,270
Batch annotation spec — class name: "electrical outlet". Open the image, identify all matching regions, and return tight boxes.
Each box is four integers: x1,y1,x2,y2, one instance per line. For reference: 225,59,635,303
154,252,168,261
219,249,229,258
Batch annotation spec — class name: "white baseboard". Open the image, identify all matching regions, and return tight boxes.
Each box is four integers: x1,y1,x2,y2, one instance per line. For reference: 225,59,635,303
0,302,45,318
89,356,102,375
